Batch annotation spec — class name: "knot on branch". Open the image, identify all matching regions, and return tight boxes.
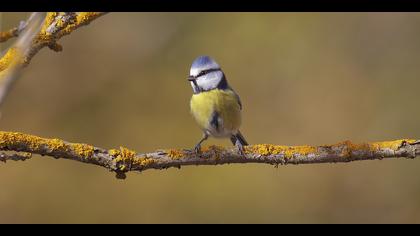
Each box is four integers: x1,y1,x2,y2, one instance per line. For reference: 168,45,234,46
397,140,420,159
108,146,155,178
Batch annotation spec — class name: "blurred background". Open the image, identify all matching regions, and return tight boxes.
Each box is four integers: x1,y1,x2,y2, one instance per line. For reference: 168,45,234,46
1,12,420,223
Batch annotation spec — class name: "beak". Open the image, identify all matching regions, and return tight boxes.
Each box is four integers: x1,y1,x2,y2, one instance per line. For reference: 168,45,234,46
187,75,195,81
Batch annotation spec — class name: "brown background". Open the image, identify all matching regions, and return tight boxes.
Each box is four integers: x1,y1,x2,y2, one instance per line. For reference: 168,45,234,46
0,13,420,223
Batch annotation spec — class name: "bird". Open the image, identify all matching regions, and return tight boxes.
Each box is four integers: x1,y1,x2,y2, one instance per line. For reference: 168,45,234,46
188,55,248,155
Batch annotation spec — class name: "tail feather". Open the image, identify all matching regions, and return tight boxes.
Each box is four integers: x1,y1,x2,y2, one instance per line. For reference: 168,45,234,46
231,131,248,146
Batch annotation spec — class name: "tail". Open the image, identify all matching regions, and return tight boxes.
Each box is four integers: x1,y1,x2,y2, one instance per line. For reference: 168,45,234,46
230,131,248,146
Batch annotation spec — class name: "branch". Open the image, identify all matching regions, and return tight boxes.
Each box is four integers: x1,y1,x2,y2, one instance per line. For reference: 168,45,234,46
0,131,419,179
0,12,107,107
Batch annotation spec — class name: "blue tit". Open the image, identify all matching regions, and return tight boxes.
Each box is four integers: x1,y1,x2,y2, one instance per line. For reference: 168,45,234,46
188,55,248,154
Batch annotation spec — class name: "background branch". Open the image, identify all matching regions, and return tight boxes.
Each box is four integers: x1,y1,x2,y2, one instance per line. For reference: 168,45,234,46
0,131,418,179
0,12,106,107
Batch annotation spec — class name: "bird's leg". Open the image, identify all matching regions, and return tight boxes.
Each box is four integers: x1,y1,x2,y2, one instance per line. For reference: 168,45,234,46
231,135,245,155
194,133,208,154
235,140,245,156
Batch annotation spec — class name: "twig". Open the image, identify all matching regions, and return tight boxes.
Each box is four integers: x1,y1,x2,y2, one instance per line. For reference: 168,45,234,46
0,151,32,162
0,131,419,179
0,19,27,43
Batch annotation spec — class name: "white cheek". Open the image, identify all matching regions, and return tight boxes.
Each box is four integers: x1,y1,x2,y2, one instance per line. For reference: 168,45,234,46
196,71,223,90
196,78,215,91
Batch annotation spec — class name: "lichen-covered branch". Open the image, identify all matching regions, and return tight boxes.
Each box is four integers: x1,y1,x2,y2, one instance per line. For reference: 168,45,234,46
0,131,419,179
0,12,107,107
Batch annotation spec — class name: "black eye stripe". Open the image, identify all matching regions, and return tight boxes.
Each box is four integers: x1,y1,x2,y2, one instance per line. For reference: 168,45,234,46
195,68,221,78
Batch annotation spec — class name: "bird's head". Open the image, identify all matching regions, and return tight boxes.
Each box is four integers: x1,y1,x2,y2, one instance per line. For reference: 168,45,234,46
188,56,228,93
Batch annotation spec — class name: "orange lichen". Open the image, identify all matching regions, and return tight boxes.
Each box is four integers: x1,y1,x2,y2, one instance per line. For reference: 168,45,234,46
167,149,185,160
201,145,225,153
202,145,225,159
0,29,17,43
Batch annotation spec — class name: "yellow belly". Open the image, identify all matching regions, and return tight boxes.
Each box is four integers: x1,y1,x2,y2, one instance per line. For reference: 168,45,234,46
190,89,241,137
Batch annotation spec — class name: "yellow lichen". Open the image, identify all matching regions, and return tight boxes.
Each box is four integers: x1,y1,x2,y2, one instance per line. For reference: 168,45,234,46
40,12,58,35
321,139,418,158
0,131,94,159
58,12,102,36
369,139,416,151
0,12,105,74
113,146,136,163
108,148,120,157
133,156,155,167
167,145,224,160
329,139,416,157
0,47,23,72
48,138,67,151
19,152,32,158
55,18,66,28
0,131,44,150
37,12,102,43
110,146,154,171
247,144,317,158
76,12,102,24
71,143,94,158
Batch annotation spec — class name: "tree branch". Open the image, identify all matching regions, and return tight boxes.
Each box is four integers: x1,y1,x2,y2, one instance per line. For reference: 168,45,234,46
0,12,107,107
0,131,419,179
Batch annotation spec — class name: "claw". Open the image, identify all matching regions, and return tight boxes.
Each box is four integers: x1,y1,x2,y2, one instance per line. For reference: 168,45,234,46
193,133,208,156
236,142,245,156
194,143,202,154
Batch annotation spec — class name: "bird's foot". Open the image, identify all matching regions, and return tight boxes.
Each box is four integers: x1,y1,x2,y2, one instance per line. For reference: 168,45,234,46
194,143,202,154
236,143,246,156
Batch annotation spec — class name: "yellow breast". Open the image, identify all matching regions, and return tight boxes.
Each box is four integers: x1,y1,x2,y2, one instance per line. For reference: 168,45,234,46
190,89,242,137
